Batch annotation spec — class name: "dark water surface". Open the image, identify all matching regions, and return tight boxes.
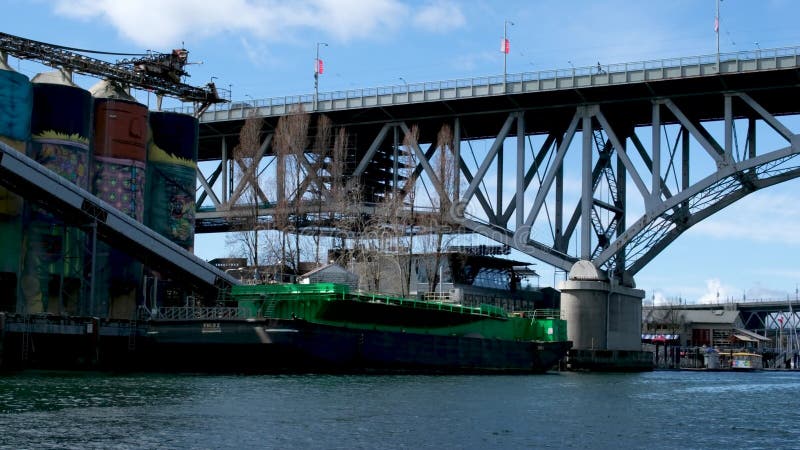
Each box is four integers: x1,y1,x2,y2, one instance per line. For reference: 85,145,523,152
1,370,799,449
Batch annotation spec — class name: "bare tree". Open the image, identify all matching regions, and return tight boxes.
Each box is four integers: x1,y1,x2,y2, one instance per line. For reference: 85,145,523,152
401,126,422,296
225,113,266,277
364,125,420,296
418,123,458,293
310,115,333,264
328,126,351,254
327,127,363,266
324,126,397,291
368,188,414,295
349,124,428,296
357,196,394,292
273,107,310,278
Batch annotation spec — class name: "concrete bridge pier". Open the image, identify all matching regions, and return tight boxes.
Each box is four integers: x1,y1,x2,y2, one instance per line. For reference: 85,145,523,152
559,261,653,371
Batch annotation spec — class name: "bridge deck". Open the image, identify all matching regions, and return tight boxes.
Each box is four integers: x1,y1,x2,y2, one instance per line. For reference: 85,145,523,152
184,46,800,161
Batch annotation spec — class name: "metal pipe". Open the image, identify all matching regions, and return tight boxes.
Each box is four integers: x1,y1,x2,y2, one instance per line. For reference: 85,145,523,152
88,222,97,317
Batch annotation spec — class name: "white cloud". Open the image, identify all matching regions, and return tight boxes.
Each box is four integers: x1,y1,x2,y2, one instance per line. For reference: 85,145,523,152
240,36,271,67
651,291,670,306
637,271,793,305
53,0,408,48
745,282,788,301
753,267,800,280
308,0,408,41
412,0,466,33
691,189,800,245
643,284,706,305
443,49,495,73
697,278,738,304
690,279,789,303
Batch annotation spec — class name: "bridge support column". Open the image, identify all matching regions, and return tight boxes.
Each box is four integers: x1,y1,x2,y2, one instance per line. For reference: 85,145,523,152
559,260,653,371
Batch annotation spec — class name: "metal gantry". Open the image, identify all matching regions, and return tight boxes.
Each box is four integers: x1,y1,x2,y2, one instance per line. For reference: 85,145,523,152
0,32,225,114
194,46,800,285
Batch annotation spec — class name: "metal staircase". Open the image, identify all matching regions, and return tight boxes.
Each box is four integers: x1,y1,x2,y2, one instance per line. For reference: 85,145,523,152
264,298,279,318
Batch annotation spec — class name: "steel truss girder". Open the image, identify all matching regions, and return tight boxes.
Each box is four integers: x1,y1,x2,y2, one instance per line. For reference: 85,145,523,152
595,94,800,277
194,92,800,283
450,93,799,279
197,133,274,214
195,120,461,233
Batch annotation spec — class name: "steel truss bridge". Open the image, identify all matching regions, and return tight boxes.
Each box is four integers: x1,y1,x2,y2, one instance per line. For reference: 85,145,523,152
187,46,800,285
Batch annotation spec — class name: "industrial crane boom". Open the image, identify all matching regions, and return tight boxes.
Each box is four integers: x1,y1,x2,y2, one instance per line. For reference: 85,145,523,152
0,32,224,114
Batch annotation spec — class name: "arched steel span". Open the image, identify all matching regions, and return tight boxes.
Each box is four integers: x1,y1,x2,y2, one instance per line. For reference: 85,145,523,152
458,94,800,284
192,47,800,285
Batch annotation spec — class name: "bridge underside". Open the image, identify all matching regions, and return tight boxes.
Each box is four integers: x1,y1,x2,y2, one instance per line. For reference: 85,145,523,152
196,53,800,285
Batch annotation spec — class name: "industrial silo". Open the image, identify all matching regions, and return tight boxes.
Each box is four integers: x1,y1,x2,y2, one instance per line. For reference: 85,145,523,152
24,70,92,315
0,58,33,313
90,80,148,319
145,111,198,251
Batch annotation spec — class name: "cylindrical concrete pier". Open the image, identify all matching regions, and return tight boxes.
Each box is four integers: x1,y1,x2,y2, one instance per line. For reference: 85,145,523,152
559,260,653,371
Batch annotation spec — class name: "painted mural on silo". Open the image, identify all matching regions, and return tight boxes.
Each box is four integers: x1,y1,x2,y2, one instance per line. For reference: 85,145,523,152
91,81,148,220
90,80,148,319
146,111,198,251
24,70,92,315
0,59,33,313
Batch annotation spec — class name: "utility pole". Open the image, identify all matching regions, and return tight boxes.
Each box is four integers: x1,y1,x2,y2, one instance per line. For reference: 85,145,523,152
314,42,328,111
503,20,514,92
715,0,721,71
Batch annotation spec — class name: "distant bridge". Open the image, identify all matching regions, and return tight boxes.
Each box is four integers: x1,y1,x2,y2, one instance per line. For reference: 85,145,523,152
646,299,800,334
184,46,800,285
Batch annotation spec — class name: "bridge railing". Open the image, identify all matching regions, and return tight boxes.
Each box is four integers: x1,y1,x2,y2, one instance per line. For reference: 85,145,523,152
168,45,800,119
139,305,254,320
646,297,800,308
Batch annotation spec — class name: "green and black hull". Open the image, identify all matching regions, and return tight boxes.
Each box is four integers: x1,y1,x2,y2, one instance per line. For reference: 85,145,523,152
130,283,572,373
136,317,571,373
0,283,572,373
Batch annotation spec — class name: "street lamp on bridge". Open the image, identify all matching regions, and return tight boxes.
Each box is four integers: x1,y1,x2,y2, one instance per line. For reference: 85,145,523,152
503,19,514,92
245,94,254,115
314,42,328,110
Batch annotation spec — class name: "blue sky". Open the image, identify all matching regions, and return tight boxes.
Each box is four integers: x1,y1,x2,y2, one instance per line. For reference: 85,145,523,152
4,0,800,304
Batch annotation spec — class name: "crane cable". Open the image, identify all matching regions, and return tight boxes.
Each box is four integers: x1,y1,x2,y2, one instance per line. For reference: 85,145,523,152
5,32,153,57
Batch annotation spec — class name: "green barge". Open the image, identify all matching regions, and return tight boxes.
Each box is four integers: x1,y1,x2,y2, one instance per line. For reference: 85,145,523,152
139,283,571,373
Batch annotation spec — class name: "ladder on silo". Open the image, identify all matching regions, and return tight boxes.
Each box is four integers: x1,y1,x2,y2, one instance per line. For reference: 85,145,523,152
20,315,30,362
127,315,137,351
215,287,229,307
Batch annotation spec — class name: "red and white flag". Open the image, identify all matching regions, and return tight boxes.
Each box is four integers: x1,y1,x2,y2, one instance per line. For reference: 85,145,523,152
500,38,509,54
316,58,324,74
714,16,719,32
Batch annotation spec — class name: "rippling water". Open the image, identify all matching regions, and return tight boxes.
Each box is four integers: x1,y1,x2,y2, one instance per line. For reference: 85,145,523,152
1,370,799,449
